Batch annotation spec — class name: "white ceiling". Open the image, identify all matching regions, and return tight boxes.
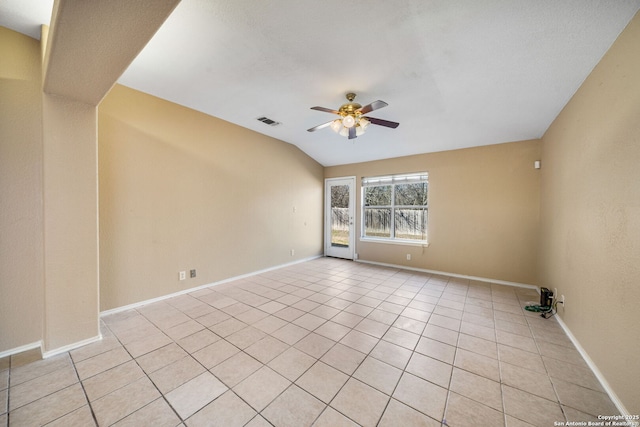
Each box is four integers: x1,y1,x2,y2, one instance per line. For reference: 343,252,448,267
2,1,639,166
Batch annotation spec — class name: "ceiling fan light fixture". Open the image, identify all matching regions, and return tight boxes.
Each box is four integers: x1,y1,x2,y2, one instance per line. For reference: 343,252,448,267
356,118,370,136
307,93,399,139
342,114,356,128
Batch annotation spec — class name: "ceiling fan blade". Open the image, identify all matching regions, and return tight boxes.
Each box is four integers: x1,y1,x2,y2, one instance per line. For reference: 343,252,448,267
366,116,400,129
357,100,388,115
348,127,357,139
307,120,334,132
311,106,340,115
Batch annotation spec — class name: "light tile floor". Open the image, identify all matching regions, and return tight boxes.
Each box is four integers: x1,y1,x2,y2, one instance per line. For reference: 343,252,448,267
1,258,619,426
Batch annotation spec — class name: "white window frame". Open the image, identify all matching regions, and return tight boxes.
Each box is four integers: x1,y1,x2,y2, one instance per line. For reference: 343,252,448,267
361,172,429,245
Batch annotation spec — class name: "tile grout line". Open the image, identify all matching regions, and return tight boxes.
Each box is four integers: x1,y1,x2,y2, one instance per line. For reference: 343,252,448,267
249,272,398,425
322,277,413,426
493,286,509,427
7,351,90,425
379,276,444,426
231,269,362,424
305,271,425,427
132,307,247,425
68,352,100,427
526,307,570,425
228,269,427,425
97,313,186,425
6,355,12,427
440,277,466,427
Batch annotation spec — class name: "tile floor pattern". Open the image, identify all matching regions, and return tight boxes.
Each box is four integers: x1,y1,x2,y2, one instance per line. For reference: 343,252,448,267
1,258,619,427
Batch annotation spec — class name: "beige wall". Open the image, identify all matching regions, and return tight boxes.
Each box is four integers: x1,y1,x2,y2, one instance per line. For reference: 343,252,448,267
98,85,324,310
35,0,178,355
0,27,44,351
2,0,176,354
1,25,101,354
42,93,99,351
539,12,640,413
325,140,541,285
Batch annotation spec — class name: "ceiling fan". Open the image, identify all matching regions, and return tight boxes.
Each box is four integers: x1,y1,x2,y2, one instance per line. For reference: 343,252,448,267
307,93,399,140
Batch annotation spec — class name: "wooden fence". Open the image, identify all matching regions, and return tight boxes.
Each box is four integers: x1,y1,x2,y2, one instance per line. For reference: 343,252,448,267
332,208,427,238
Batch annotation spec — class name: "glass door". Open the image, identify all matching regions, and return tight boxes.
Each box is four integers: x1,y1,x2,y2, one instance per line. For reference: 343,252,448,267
325,177,355,259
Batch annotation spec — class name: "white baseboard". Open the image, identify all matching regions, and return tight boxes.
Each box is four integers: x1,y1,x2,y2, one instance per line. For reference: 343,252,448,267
355,259,538,290
358,259,632,415
2,256,627,416
1,257,323,359
355,260,630,414
554,315,630,416
0,341,42,359
100,255,322,317
0,335,104,360
41,334,103,359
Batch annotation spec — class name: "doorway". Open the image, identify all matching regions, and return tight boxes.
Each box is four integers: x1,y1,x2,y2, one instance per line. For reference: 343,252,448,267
324,177,356,259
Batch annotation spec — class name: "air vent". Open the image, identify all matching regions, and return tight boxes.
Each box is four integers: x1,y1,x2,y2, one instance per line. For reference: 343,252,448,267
257,116,281,127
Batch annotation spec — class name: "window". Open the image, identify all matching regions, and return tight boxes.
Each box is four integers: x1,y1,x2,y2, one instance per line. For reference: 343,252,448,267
362,172,428,243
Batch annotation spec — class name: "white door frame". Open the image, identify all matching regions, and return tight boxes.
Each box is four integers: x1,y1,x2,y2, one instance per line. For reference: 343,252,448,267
324,176,356,259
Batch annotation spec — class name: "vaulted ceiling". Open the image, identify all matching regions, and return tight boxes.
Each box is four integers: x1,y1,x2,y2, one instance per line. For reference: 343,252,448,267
2,0,639,166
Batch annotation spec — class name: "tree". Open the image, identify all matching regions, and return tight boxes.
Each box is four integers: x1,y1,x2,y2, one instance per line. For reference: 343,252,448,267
394,183,428,206
364,185,391,206
331,185,349,208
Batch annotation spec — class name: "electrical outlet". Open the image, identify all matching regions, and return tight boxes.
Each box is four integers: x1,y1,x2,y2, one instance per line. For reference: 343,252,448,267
290,249,295,256
179,271,186,281
406,254,411,261
560,295,565,307
190,269,196,278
